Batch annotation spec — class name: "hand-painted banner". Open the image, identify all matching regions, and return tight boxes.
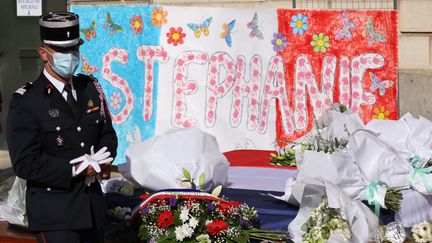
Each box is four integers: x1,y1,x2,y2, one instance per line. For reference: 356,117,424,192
71,5,398,165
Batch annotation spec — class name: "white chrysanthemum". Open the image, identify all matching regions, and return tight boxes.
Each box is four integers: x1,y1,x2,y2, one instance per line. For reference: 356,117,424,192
189,216,199,229
175,226,187,241
182,225,194,238
412,221,432,243
180,207,190,223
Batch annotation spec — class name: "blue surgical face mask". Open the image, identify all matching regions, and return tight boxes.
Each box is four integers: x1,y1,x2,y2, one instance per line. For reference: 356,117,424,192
45,48,80,78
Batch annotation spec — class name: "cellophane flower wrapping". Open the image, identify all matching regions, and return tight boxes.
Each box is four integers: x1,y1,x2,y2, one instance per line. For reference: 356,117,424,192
288,177,379,243
0,177,27,226
119,128,229,191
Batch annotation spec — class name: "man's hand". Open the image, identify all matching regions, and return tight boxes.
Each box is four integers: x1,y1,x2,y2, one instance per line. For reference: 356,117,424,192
73,161,97,177
100,163,111,180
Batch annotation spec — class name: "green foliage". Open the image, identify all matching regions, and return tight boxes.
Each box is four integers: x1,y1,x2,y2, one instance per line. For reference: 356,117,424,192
199,173,206,189
183,168,192,181
211,185,222,197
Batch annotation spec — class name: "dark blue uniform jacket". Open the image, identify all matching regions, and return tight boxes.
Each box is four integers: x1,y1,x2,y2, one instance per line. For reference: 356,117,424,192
6,72,118,231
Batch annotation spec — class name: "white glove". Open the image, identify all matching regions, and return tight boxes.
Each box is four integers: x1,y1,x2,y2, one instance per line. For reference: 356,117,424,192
90,146,113,165
70,154,95,175
70,146,113,186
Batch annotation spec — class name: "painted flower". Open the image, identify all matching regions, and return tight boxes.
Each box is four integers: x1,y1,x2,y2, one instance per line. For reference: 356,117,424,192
167,27,186,46
311,33,330,53
206,220,228,236
156,211,174,229
372,106,390,120
271,32,288,52
110,92,122,110
150,7,168,28
290,13,308,35
130,15,144,35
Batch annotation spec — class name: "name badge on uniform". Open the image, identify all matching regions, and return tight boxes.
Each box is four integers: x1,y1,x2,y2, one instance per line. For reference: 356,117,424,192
48,109,60,118
56,135,64,147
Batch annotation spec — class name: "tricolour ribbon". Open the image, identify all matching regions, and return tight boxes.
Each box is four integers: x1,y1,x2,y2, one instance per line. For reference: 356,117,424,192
127,189,228,223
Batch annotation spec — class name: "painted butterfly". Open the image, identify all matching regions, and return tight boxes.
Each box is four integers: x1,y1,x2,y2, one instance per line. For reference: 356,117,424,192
369,72,393,96
247,12,263,39
80,21,96,41
220,19,236,47
187,17,212,38
335,11,355,40
81,55,99,76
104,12,123,36
363,17,386,46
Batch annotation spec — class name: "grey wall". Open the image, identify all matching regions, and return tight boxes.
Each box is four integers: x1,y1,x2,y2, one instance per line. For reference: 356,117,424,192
399,69,432,119
0,0,67,149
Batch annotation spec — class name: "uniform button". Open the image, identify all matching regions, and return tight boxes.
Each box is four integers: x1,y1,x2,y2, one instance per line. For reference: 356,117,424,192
80,142,85,148
77,126,81,132
46,187,51,191
56,126,61,131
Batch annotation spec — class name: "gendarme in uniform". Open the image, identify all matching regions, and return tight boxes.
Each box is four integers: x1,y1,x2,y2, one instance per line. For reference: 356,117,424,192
6,12,117,243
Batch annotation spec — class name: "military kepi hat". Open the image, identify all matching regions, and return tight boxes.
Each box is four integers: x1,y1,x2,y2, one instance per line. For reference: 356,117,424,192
39,12,83,47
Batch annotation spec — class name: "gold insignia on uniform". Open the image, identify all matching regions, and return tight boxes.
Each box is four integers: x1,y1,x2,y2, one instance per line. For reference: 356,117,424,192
87,99,94,108
56,135,64,147
48,109,60,118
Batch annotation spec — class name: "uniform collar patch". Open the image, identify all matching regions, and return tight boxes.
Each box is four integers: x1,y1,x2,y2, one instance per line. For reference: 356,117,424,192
45,83,55,95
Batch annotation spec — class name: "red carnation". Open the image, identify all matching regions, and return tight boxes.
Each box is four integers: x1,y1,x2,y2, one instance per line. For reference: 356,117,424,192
157,211,174,229
206,220,228,236
229,201,241,208
218,202,230,216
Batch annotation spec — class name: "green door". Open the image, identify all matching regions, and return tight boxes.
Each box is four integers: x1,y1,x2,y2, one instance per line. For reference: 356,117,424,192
0,0,66,149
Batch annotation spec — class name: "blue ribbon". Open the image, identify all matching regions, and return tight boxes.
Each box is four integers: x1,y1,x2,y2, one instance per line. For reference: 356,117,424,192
409,167,432,192
365,181,388,217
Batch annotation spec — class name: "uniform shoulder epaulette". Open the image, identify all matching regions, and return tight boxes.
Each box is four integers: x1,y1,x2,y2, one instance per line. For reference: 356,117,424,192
14,82,33,95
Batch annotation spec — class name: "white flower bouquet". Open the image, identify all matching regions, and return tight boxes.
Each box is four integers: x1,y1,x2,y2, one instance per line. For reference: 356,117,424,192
288,177,379,243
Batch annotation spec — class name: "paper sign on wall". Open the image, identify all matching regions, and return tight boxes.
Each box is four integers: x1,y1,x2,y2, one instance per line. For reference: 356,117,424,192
70,5,398,164
17,0,42,16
